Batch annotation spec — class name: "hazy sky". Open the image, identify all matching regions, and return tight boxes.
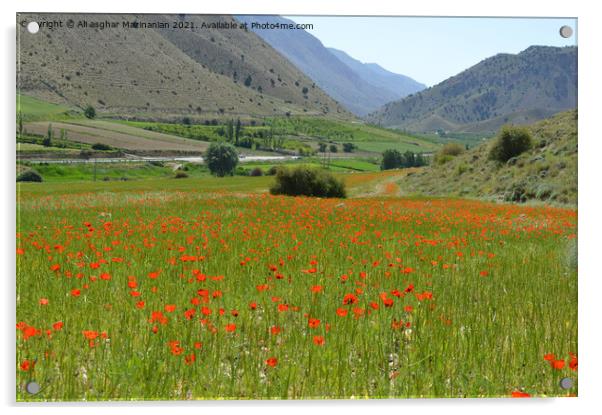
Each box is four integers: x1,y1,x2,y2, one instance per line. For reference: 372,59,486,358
284,16,577,86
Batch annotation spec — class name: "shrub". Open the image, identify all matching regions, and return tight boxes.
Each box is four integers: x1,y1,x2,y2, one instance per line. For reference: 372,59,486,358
270,166,346,198
434,154,454,165
84,105,96,119
249,167,263,177
342,143,356,153
174,171,189,179
329,144,338,153
439,143,464,157
205,142,239,177
91,143,112,151
267,166,279,176
17,170,42,182
381,149,403,170
489,126,533,162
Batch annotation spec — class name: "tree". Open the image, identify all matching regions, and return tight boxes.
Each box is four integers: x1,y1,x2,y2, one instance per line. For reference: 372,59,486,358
235,119,242,146
205,142,239,177
318,142,327,153
381,149,403,170
244,75,252,87
329,144,338,153
43,124,53,147
488,125,533,162
342,142,356,153
402,151,416,167
84,105,96,119
226,119,234,143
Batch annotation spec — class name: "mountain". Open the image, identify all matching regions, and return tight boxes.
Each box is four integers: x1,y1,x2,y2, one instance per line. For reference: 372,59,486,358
366,46,577,133
236,15,423,116
17,13,350,120
327,48,425,99
400,110,577,205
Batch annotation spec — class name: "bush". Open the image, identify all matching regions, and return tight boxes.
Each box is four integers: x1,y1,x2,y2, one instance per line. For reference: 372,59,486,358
174,171,189,179
249,167,263,177
329,144,338,153
342,143,356,153
267,166,279,176
270,166,346,198
439,143,464,157
381,149,403,170
489,126,533,162
91,143,112,151
17,170,42,182
84,105,96,119
205,142,239,177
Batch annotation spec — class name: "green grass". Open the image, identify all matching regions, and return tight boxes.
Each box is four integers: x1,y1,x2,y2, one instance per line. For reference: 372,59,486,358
16,178,577,400
17,94,79,122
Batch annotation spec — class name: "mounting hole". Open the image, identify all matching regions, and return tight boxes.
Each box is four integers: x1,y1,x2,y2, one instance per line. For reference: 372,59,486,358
559,25,573,39
559,377,574,390
25,381,40,394
26,21,39,34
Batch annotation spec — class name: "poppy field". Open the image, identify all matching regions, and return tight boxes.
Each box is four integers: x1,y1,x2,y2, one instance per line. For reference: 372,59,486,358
16,176,578,400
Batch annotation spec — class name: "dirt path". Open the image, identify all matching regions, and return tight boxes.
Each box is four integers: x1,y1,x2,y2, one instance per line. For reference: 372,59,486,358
352,169,417,198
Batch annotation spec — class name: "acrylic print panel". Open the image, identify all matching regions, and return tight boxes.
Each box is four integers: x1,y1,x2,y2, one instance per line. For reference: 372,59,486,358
16,13,577,401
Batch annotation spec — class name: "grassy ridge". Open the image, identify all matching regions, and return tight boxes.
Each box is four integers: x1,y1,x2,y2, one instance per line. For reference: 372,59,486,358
400,110,577,205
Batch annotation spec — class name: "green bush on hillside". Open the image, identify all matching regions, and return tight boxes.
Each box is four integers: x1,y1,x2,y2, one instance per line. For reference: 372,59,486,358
270,166,346,198
489,126,533,162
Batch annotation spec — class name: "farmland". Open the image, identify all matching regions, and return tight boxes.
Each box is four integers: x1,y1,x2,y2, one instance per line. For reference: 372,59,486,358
16,172,577,400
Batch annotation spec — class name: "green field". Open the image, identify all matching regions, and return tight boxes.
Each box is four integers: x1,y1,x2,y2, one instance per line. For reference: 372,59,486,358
16,171,577,400
17,94,78,122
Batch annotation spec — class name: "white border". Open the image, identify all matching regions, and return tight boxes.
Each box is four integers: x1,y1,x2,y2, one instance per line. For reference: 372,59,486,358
2,1,601,415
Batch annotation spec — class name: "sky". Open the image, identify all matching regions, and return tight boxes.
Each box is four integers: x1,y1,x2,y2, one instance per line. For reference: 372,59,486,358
284,16,577,86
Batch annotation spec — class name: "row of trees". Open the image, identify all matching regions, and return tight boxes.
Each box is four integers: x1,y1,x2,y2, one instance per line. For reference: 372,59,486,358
380,149,427,170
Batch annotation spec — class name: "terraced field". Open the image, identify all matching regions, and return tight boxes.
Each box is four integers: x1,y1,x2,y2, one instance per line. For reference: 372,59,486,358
23,121,209,152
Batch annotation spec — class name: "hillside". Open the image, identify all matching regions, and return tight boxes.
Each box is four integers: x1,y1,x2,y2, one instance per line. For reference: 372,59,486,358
400,110,577,205
327,48,425,99
17,13,349,120
367,46,577,133
236,15,423,116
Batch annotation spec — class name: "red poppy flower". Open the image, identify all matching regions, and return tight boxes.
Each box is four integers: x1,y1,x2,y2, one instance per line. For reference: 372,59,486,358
52,321,64,331
20,360,32,371
225,323,236,333
336,308,348,317
313,335,325,346
511,391,531,398
308,318,320,328
39,298,49,306
266,357,278,367
551,359,565,370
343,293,358,305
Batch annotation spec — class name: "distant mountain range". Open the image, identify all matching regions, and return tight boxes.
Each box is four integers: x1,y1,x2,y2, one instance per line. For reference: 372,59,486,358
366,46,577,133
17,13,350,120
236,15,425,116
